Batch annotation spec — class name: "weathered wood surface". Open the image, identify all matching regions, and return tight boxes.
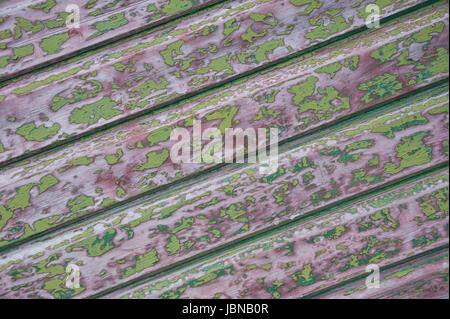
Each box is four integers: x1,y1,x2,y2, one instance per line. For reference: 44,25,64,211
0,0,221,80
318,249,449,299
0,0,436,164
0,84,447,298
0,4,448,250
100,168,448,299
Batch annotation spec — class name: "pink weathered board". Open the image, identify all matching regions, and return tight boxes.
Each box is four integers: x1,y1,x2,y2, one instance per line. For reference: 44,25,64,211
0,84,447,298
101,169,448,298
0,0,222,80
0,4,448,251
0,0,435,164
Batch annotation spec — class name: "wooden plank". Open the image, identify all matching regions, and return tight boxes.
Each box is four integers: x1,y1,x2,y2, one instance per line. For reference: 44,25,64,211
103,169,449,299
0,0,437,164
0,4,448,249
318,249,449,299
0,86,448,298
0,0,222,80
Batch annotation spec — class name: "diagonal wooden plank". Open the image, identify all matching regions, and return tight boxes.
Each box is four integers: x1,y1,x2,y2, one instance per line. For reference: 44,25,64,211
0,4,448,250
0,0,438,164
0,85,448,298
317,249,449,299
102,169,449,299
0,0,223,81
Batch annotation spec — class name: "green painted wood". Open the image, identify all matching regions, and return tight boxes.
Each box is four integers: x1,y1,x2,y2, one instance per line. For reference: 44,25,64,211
0,0,448,300
0,0,435,165
103,168,449,299
0,3,448,251
0,84,447,298
0,0,223,81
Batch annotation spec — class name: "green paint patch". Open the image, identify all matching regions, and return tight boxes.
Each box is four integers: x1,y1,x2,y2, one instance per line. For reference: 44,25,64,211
69,97,122,125
16,122,61,142
220,202,248,233
412,22,445,43
89,13,129,39
197,55,234,76
14,17,44,40
370,42,398,64
359,73,403,103
291,263,316,287
205,105,240,134
260,166,285,184
352,168,382,185
224,18,240,37
12,67,82,95
45,12,71,29
67,194,95,213
113,61,136,72
311,186,340,206
147,127,173,146
133,149,169,171
242,26,268,44
161,0,194,15
105,149,123,165
0,175,59,231
132,77,169,98
160,40,184,66
39,174,59,194
165,235,181,255
66,229,116,257
315,61,342,79
369,208,399,230
305,10,351,42
171,217,195,233
51,80,103,111
59,156,94,173
237,39,284,64
322,225,348,240
40,32,70,55
344,55,359,70
372,113,428,138
289,76,350,122
415,47,448,84
13,44,34,59
290,0,322,15
384,131,432,175
417,187,449,221
29,0,56,13
121,248,159,278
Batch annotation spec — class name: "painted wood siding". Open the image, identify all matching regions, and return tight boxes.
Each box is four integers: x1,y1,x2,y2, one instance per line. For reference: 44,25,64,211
0,0,448,299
